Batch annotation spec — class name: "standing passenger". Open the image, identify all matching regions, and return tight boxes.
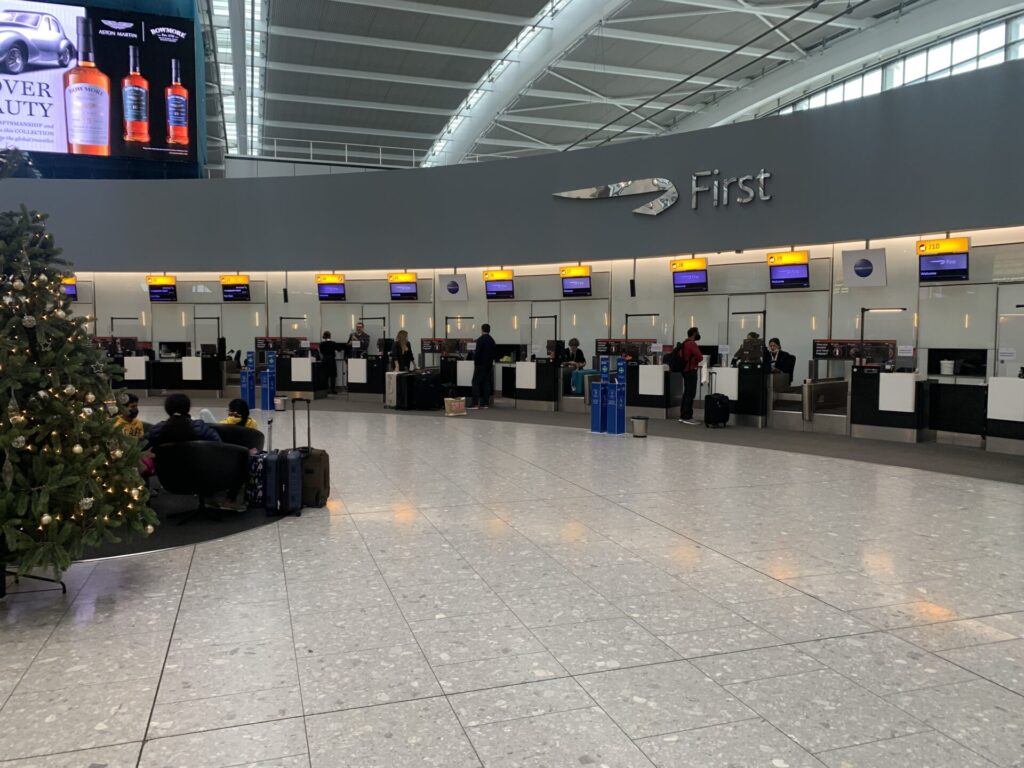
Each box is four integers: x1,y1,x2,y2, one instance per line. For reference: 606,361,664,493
320,331,339,394
469,323,497,410
678,327,703,425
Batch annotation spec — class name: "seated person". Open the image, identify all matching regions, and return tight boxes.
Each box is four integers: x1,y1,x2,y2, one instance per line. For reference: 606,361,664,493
221,398,258,429
565,338,587,369
147,393,222,449
114,393,144,438
767,337,796,378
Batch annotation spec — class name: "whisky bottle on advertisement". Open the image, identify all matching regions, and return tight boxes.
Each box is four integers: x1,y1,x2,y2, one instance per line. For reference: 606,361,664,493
165,58,188,146
63,17,110,156
122,45,150,143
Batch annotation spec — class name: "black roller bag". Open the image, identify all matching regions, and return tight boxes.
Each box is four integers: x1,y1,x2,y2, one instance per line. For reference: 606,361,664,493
292,397,330,508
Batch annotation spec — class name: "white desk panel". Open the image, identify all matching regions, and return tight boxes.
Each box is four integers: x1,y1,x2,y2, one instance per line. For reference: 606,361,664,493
638,365,666,396
988,377,1024,423
291,357,313,383
878,372,917,413
516,361,537,390
181,357,202,381
347,358,367,385
457,360,475,387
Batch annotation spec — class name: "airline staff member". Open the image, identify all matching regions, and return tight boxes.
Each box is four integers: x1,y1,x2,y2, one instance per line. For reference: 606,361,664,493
347,322,370,359
767,337,796,378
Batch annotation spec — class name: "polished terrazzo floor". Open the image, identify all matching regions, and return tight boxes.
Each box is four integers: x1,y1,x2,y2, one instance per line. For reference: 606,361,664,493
1,409,1024,767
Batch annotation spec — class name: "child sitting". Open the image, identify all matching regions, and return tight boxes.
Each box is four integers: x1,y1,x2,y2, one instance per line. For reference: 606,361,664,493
221,398,258,429
114,393,145,438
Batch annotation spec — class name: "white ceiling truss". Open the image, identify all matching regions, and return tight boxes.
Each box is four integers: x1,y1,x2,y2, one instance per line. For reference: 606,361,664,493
197,0,1023,175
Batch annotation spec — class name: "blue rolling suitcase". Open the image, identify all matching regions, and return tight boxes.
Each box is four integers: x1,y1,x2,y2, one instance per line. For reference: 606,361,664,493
264,416,303,516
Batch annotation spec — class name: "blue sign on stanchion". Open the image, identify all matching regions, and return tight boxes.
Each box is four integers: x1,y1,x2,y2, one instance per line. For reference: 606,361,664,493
606,381,626,435
616,357,626,384
259,369,272,411
265,351,277,408
245,351,254,370
240,368,256,410
599,355,610,382
590,380,607,433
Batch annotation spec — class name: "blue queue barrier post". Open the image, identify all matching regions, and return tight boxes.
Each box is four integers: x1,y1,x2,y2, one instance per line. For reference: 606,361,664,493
259,369,272,411
240,368,255,410
590,380,607,433
606,381,626,435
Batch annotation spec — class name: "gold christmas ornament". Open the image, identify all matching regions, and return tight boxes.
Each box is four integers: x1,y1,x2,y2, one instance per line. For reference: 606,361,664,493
40,513,52,525
111,449,124,460
12,278,23,290
72,443,83,455
145,524,155,535
85,393,96,404
63,384,76,395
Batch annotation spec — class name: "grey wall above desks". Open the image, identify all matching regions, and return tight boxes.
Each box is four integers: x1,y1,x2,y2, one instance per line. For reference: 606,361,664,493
3,60,1024,273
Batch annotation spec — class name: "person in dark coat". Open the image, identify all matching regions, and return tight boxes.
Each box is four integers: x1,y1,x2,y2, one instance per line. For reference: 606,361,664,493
469,324,497,409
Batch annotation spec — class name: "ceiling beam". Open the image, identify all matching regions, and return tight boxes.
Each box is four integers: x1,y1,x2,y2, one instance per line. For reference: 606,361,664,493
326,0,533,26
596,26,798,60
264,92,452,117
266,61,474,90
657,0,867,30
523,88,698,113
475,136,570,150
262,119,436,142
269,25,501,60
496,113,662,135
555,60,746,89
227,0,248,153
668,0,1023,132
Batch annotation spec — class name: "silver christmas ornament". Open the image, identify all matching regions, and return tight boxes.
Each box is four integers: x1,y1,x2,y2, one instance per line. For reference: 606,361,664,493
82,407,93,416
79,497,94,510
12,278,23,290
37,274,48,284
85,393,96,403
54,309,65,319
40,513,52,525
106,403,118,416
71,443,83,455
11,436,26,449
63,384,76,395
2,295,12,305
145,524,155,535
21,315,36,328
36,389,49,400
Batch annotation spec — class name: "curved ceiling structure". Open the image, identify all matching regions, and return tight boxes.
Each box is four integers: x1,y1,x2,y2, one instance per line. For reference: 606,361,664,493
199,0,1024,175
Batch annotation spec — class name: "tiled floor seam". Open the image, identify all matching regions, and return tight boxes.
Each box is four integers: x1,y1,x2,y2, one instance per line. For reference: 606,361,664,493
276,523,314,765
622,714,765,744
138,544,197,764
344,504,489,768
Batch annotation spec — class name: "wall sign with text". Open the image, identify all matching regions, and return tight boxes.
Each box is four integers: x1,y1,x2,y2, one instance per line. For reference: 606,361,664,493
0,1,196,163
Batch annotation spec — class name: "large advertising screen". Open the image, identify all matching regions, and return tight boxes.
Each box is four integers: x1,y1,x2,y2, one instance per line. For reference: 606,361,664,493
0,1,196,163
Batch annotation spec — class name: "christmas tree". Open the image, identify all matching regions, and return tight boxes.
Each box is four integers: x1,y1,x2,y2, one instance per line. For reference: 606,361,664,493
0,151,156,581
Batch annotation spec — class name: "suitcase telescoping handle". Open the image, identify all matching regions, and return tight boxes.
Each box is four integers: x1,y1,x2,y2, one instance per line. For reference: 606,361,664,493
291,397,312,450
708,370,717,396
266,416,273,451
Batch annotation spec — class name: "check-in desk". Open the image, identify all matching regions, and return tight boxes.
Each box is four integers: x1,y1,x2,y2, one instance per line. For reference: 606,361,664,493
850,367,932,443
151,357,224,395
508,360,560,411
346,356,387,401
276,356,330,399
926,375,988,447
986,377,1024,455
626,363,682,419
439,358,476,398
705,363,767,428
114,355,151,393
770,376,849,435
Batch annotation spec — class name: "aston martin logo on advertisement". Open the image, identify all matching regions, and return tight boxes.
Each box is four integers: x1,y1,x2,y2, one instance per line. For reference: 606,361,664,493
554,169,773,216
99,19,139,39
151,26,188,43
101,20,134,31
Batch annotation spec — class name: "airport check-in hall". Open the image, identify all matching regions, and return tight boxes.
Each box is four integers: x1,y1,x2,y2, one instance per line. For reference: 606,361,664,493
0,1,1023,767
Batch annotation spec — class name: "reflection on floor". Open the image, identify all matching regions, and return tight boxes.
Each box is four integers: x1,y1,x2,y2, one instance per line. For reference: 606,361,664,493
1,409,1023,767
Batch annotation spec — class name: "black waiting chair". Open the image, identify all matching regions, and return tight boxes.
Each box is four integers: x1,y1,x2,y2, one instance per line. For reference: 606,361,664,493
154,441,250,525
211,424,265,451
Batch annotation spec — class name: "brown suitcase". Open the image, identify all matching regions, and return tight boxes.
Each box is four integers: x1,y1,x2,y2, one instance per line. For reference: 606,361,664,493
291,398,330,508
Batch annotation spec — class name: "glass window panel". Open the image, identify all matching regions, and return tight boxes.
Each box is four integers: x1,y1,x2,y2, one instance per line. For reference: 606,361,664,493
843,76,862,101
883,60,903,89
808,91,826,109
862,68,882,96
1011,17,1024,42
793,99,808,111
979,49,1005,68
952,32,978,64
904,51,927,83
953,59,978,74
778,106,793,115
927,69,949,81
928,42,951,73
979,23,1006,54
1013,41,1024,60
825,83,844,105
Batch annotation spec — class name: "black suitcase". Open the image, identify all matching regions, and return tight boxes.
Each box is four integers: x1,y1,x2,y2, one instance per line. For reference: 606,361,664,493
264,414,303,516
292,398,329,508
705,394,730,428
403,372,444,411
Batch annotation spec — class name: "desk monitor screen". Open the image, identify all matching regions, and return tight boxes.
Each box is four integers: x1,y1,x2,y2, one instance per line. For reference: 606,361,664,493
61,282,78,301
390,282,418,300
222,283,251,302
317,283,347,301
562,276,592,298
158,341,190,359
919,253,969,282
769,264,809,289
673,270,709,293
485,279,515,299
149,284,178,302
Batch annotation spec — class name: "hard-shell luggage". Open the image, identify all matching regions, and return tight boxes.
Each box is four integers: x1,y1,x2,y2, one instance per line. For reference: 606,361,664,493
704,370,729,428
247,451,266,507
292,398,330,508
264,415,303,515
413,372,445,410
385,371,400,408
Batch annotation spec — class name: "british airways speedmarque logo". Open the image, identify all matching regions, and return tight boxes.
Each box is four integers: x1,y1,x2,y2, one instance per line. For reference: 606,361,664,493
554,169,773,216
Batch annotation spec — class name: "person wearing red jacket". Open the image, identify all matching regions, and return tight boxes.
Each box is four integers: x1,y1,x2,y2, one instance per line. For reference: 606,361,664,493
678,326,704,424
